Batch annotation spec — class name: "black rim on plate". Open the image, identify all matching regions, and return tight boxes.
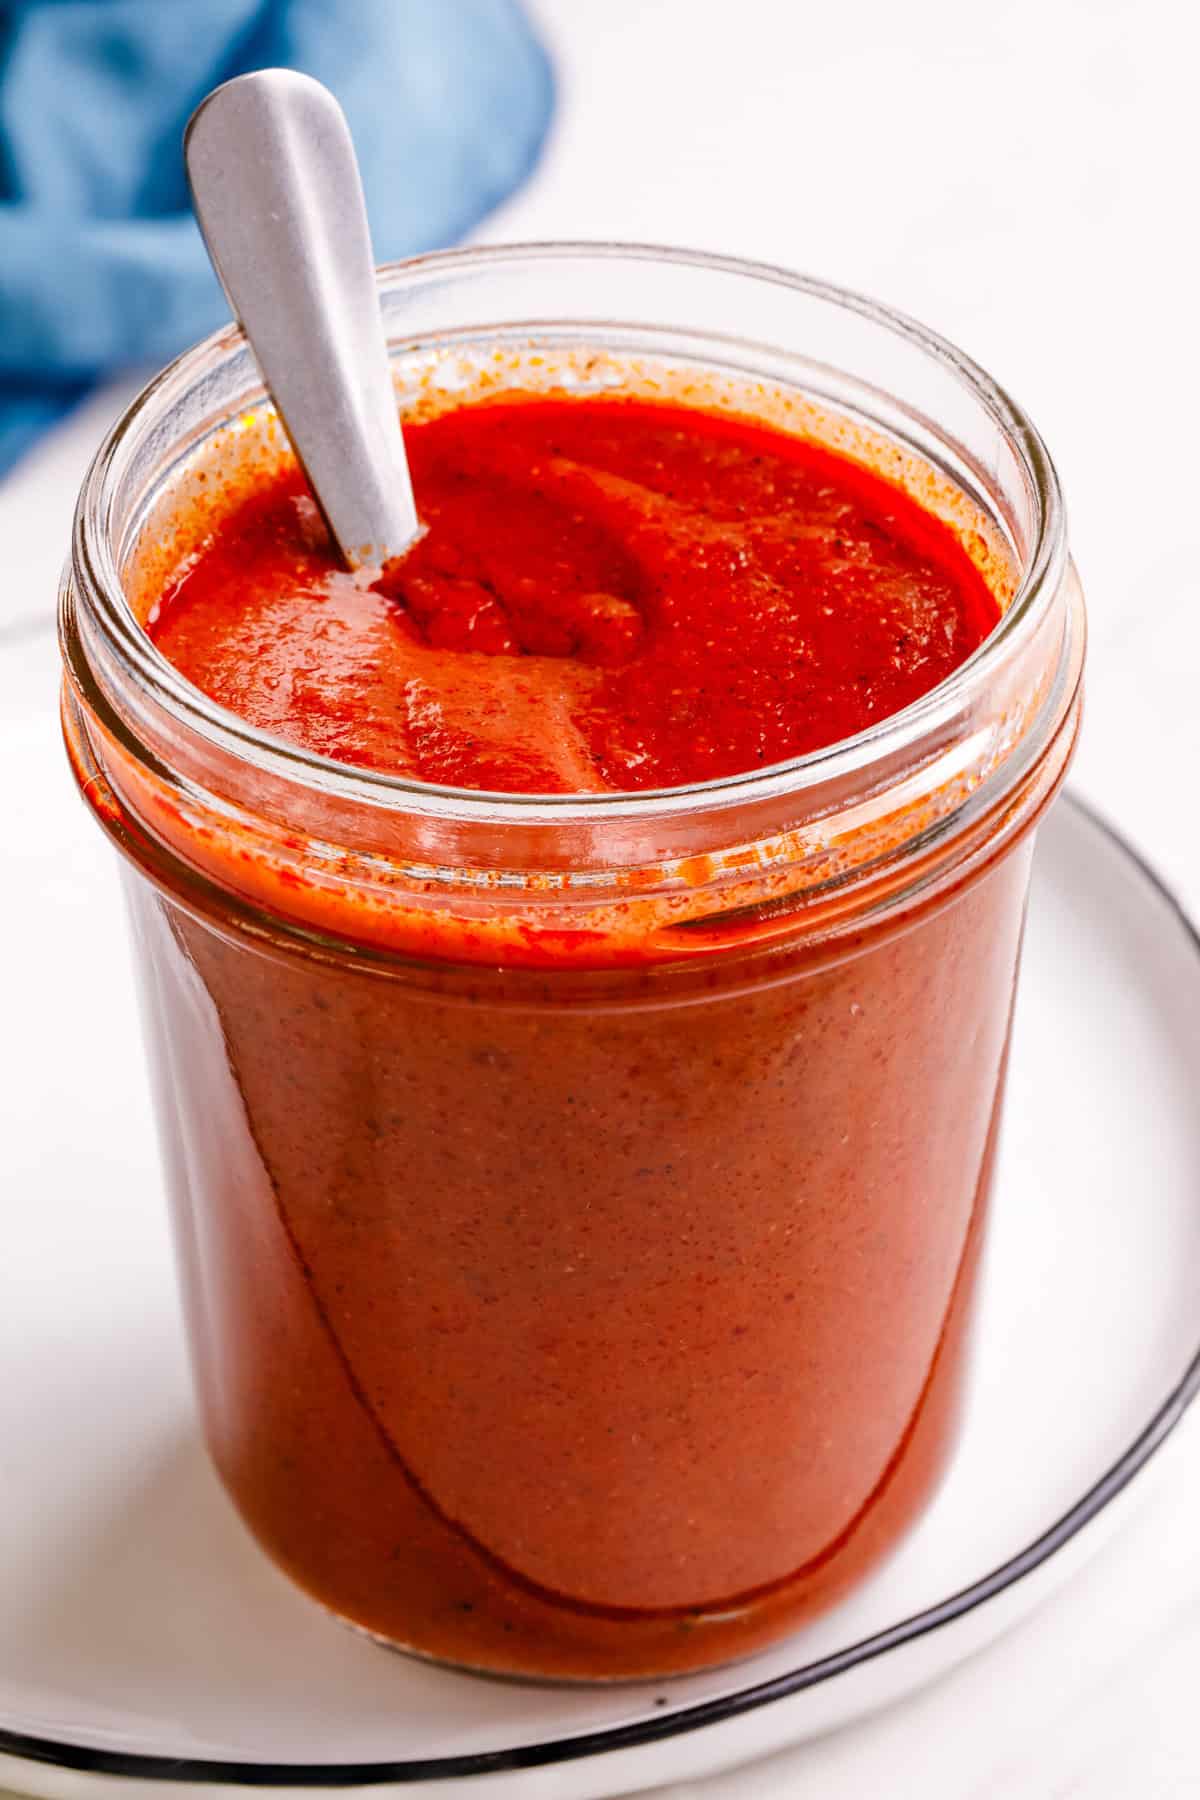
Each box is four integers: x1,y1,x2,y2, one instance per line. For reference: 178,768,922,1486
3,795,1198,1787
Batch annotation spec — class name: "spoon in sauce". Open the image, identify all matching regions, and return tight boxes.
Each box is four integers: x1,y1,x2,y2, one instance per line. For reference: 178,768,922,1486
184,68,421,569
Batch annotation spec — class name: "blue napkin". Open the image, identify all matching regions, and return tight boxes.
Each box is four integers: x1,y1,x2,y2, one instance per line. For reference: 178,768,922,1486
0,0,554,474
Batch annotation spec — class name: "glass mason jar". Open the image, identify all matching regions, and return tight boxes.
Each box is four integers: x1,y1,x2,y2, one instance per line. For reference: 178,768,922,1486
59,245,1084,1681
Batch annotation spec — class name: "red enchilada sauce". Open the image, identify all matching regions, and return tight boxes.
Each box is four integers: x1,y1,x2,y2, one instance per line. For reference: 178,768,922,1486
149,399,998,793
131,397,1017,1677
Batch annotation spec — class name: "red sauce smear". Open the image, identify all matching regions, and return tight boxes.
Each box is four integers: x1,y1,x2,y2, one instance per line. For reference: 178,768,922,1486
149,398,999,792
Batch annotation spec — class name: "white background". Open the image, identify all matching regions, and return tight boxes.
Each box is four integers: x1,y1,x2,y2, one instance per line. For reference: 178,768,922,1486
2,1,1198,1794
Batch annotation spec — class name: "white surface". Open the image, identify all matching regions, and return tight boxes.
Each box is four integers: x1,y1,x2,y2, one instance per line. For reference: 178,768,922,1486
1,1,1198,1793
0,764,1197,1797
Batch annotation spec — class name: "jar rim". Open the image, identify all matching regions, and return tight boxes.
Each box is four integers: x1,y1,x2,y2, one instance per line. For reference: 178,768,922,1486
67,238,1067,828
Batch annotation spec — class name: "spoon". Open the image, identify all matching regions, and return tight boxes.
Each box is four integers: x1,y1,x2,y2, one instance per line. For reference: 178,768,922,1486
184,68,420,569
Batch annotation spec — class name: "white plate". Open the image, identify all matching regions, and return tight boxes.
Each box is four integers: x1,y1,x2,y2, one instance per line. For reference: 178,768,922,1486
3,696,1200,1800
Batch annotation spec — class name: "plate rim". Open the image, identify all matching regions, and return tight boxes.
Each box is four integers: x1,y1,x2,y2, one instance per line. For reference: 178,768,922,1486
5,791,1199,1788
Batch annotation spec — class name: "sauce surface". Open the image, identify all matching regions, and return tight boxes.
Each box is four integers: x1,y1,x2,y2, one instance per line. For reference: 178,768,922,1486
148,398,999,793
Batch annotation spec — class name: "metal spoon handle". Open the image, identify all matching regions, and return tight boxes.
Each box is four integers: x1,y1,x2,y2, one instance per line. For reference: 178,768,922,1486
185,69,419,569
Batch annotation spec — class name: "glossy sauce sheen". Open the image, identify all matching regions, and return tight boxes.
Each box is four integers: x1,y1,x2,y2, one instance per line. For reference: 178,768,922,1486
149,398,999,792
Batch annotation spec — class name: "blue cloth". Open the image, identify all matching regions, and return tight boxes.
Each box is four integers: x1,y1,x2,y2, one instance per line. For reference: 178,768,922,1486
0,0,554,472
